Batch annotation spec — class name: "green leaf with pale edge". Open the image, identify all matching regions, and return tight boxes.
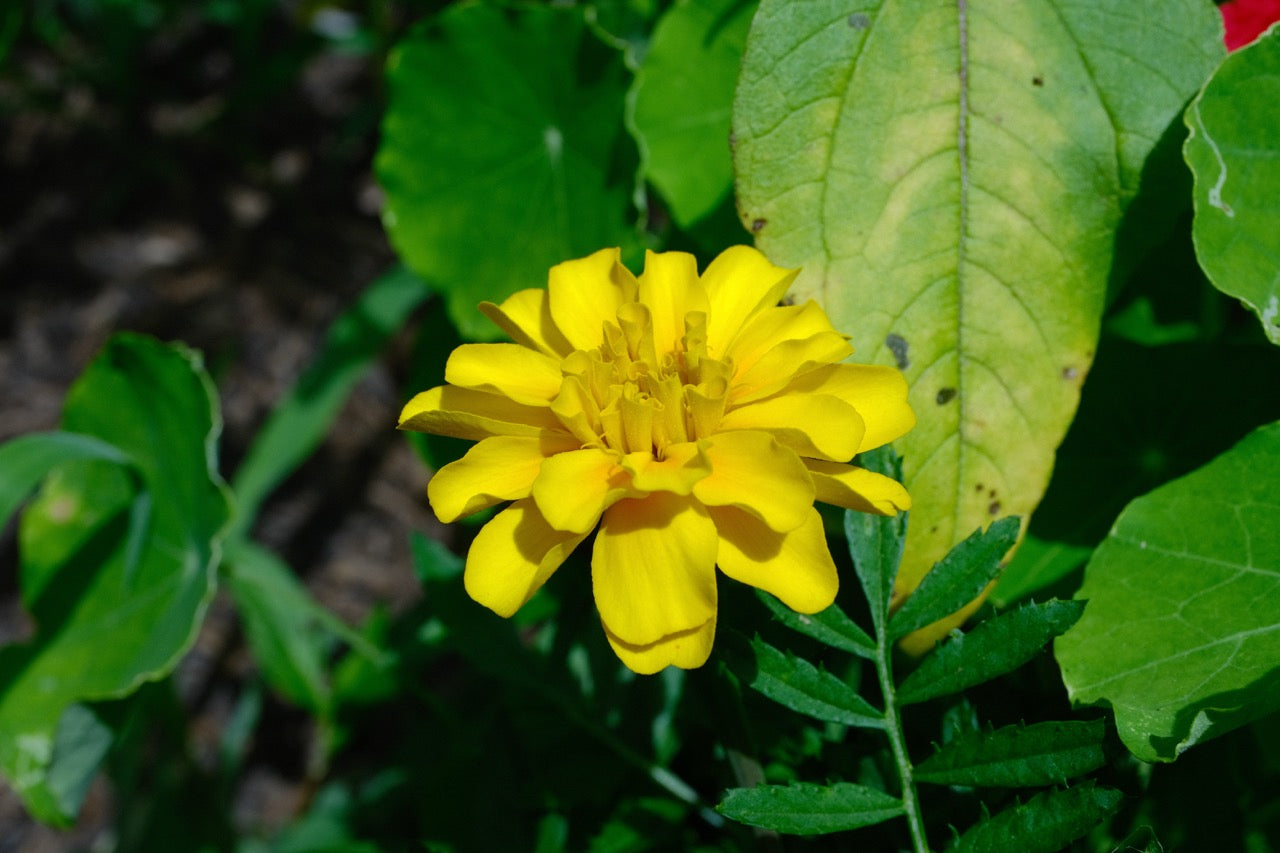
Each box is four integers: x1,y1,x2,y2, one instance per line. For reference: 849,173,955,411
733,0,1223,648
915,719,1107,787
718,782,904,835
0,432,133,527
757,591,874,659
725,634,883,729
229,266,430,541
0,334,232,823
889,516,1019,640
377,4,637,340
897,599,1084,706
1057,421,1280,762
948,782,1122,853
1185,28,1280,345
629,0,755,226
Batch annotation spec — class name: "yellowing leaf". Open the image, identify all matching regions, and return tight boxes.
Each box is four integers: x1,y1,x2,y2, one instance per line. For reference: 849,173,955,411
732,0,1222,649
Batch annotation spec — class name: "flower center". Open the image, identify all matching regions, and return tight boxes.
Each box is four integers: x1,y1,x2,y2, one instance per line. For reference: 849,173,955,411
551,302,732,458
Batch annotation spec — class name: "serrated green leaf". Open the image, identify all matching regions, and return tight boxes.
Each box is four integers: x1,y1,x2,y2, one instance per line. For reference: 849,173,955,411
1185,28,1280,345
0,334,233,823
845,507,906,635
915,718,1107,788
724,634,883,728
757,591,875,659
229,266,430,541
897,599,1084,706
734,0,1223,650
718,782,903,835
377,3,637,340
1056,421,1280,762
948,782,1122,853
629,0,755,227
889,517,1020,641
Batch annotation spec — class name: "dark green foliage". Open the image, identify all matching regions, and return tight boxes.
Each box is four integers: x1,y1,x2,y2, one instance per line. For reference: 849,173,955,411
914,719,1108,787
889,517,1021,641
947,783,1123,853
718,782,904,835
897,601,1086,706
757,592,875,659
722,633,883,729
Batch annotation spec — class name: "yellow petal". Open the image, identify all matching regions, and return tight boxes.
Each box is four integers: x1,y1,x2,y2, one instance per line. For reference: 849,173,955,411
693,431,814,532
778,364,916,451
725,301,843,374
719,394,865,462
603,618,716,674
464,498,586,617
700,246,798,357
531,448,634,534
428,434,578,523
592,493,718,647
806,460,912,515
479,288,573,358
709,506,838,614
637,250,708,356
730,332,855,404
547,248,638,351
399,385,566,441
444,343,563,407
620,443,711,495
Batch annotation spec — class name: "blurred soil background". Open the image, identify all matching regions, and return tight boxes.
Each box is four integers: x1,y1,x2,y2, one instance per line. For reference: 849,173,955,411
0,2,443,848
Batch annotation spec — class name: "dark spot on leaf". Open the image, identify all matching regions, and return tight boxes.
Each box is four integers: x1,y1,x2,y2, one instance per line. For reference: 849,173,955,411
1032,75,1044,87
988,488,997,498
848,12,871,29
930,525,938,533
728,132,736,149
779,293,796,306
751,218,767,233
1062,366,1079,380
974,483,984,492
935,387,957,405
885,333,909,369
988,500,1001,515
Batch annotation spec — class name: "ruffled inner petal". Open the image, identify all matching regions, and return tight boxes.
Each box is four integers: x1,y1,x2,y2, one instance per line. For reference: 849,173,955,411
719,394,866,462
592,493,717,647
773,363,916,451
637,250,708,356
464,498,586,617
547,248,638,351
805,460,912,515
603,617,716,675
444,343,563,406
398,385,567,441
700,246,798,357
479,288,573,358
428,434,577,523
531,447,636,534
692,431,814,532
710,505,839,614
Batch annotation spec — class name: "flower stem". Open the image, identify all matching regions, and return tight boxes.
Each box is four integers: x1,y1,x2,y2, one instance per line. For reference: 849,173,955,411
874,629,930,852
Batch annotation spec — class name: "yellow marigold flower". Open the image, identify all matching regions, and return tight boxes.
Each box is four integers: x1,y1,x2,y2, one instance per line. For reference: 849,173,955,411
399,247,915,674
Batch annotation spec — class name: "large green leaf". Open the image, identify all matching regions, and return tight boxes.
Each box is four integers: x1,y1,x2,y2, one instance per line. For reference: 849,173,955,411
1185,28,1280,345
733,0,1223,651
0,334,232,823
629,0,755,227
718,781,904,835
377,3,637,340
1056,421,1280,762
